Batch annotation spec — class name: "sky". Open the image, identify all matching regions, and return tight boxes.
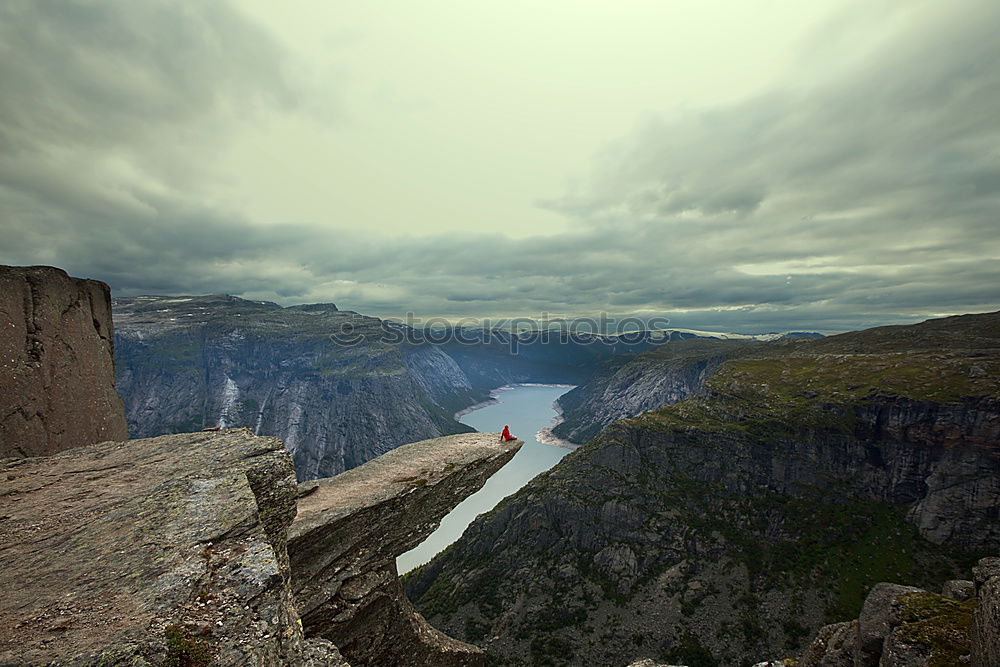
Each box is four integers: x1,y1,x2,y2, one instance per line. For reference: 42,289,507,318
1,0,998,333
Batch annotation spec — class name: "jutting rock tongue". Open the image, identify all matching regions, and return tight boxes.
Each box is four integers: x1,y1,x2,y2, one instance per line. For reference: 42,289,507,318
289,432,523,666
0,264,128,457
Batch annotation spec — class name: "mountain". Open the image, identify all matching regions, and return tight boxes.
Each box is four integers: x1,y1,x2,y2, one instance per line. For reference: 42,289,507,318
552,338,756,444
113,296,657,480
404,311,1000,666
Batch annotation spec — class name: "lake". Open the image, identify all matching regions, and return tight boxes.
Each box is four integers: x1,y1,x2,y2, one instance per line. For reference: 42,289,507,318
396,383,575,574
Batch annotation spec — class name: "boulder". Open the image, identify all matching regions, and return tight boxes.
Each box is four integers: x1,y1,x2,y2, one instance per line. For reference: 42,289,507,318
882,590,975,667
855,582,923,665
800,620,856,666
942,580,975,601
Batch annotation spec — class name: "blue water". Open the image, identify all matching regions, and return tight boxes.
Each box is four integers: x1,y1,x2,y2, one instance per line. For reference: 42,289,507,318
396,384,574,574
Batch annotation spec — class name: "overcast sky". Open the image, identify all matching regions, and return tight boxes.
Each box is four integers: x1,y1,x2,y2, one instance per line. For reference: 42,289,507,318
1,0,998,332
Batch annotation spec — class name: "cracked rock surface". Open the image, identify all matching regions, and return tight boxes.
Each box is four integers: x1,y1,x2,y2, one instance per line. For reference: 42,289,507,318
0,429,335,665
0,429,519,666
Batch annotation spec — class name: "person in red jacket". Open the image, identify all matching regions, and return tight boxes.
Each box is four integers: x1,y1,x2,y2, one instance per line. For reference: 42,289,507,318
500,424,515,441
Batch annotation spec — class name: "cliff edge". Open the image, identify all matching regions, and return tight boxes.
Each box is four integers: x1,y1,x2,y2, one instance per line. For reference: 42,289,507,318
0,429,520,665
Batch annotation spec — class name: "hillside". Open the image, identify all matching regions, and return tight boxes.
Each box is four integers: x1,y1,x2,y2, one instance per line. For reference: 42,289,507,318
405,311,1000,666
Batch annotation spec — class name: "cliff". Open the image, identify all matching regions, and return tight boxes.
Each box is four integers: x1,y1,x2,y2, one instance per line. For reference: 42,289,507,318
112,296,628,480
289,432,522,666
406,311,1000,666
552,338,753,443
0,428,520,665
0,265,127,457
113,295,480,480
552,334,826,445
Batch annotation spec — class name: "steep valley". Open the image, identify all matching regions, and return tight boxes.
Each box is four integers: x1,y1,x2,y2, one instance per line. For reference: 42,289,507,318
113,296,645,480
405,311,1000,666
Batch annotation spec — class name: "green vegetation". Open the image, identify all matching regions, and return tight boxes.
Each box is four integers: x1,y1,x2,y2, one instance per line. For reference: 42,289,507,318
646,473,985,622
162,624,212,667
465,618,491,643
714,351,998,405
895,591,977,667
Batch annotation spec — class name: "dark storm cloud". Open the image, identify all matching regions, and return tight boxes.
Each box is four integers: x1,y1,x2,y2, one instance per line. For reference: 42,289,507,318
0,0,998,332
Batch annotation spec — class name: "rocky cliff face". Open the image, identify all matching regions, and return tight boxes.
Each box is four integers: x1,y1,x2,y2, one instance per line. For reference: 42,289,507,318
406,312,1000,666
552,338,753,444
0,428,520,666
289,432,522,666
553,334,826,445
113,295,484,480
0,265,127,457
113,296,631,480
974,557,1000,667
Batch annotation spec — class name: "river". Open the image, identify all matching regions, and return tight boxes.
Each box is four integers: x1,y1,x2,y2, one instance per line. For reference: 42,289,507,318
396,383,575,574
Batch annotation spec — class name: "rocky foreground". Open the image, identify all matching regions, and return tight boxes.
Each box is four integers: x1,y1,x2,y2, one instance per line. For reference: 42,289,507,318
0,428,521,666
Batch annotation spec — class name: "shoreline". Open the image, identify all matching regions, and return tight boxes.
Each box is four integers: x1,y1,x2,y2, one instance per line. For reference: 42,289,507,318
452,383,576,421
535,398,580,450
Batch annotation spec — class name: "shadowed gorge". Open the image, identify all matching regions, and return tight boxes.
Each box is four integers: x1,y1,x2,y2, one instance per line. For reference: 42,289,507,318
113,295,629,480
405,311,1000,666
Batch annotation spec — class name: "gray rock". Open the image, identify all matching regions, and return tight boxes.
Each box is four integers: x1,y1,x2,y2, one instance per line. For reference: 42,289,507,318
973,557,1000,667
855,583,924,666
0,428,519,666
0,428,320,665
0,264,128,457
800,620,856,667
289,432,522,667
879,628,935,667
943,579,975,601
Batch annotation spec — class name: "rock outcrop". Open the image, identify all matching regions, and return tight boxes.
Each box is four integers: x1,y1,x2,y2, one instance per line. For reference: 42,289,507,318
0,428,520,665
289,432,522,666
0,428,323,665
796,565,999,666
0,265,127,457
406,311,1000,666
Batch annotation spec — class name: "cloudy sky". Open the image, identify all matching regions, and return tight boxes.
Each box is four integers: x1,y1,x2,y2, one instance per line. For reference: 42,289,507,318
1,0,998,332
